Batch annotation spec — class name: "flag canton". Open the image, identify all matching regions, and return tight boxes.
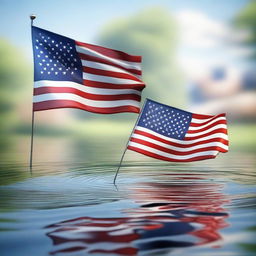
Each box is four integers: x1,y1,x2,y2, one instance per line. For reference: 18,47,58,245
32,27,83,84
138,100,192,140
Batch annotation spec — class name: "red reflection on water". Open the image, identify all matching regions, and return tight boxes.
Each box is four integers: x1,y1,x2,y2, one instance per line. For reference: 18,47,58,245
46,175,229,255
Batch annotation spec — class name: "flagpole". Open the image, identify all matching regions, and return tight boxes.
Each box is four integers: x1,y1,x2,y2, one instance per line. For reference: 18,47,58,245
29,14,36,170
113,99,147,184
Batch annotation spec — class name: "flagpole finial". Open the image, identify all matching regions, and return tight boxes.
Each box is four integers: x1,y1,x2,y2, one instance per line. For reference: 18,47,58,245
30,14,36,26
30,14,36,20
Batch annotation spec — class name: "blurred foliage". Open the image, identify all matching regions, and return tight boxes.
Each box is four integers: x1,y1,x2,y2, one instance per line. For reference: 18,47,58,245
0,39,31,151
97,7,184,107
228,123,256,152
234,0,256,59
238,225,256,253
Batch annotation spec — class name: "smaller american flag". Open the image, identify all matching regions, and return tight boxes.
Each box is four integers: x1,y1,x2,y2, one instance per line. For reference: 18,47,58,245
128,99,229,162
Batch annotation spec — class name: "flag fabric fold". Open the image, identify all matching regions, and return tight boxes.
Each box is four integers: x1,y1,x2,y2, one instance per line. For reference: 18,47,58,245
32,26,145,114
128,99,229,162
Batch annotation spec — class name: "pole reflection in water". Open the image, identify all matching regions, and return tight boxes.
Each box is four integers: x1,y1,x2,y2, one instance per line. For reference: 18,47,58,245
45,174,229,255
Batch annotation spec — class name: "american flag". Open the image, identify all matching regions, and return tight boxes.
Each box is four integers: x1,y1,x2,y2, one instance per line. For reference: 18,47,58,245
128,99,229,162
32,26,145,114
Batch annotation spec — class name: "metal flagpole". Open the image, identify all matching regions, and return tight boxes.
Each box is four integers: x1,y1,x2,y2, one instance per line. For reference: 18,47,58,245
113,99,147,184
29,14,36,170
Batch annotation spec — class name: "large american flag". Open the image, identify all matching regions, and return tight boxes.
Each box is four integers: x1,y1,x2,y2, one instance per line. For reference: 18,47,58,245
128,99,229,162
32,26,145,114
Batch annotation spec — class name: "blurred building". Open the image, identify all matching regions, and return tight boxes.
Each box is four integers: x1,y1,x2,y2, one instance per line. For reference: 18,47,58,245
189,66,256,120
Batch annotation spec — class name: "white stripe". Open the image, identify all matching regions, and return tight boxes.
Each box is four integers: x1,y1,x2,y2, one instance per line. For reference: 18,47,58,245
186,124,227,137
82,60,141,79
131,133,229,152
189,117,227,130
76,45,141,71
128,141,220,160
191,115,224,124
83,73,142,85
33,93,140,108
34,81,141,96
135,126,229,144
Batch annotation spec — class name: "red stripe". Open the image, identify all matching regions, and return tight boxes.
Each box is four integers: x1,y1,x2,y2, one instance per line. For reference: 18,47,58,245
83,80,145,91
76,41,141,62
191,114,226,127
127,145,217,162
130,138,228,155
185,128,228,140
91,248,138,256
34,87,141,101
77,53,142,76
83,66,142,82
133,129,229,147
187,120,227,134
33,100,140,114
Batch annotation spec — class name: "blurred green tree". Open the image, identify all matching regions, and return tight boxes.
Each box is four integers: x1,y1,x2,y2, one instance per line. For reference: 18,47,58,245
234,0,256,59
97,7,184,107
0,39,30,150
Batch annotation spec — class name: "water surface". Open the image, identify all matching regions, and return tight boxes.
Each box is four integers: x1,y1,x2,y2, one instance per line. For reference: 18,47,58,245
0,137,256,256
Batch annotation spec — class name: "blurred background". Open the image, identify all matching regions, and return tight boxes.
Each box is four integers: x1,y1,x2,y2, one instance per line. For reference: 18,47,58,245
0,0,255,167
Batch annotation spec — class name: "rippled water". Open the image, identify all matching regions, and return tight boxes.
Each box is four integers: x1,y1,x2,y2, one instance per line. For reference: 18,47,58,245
0,138,256,256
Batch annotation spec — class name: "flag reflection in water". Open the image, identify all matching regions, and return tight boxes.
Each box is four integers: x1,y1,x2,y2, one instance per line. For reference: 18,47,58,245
46,175,229,255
